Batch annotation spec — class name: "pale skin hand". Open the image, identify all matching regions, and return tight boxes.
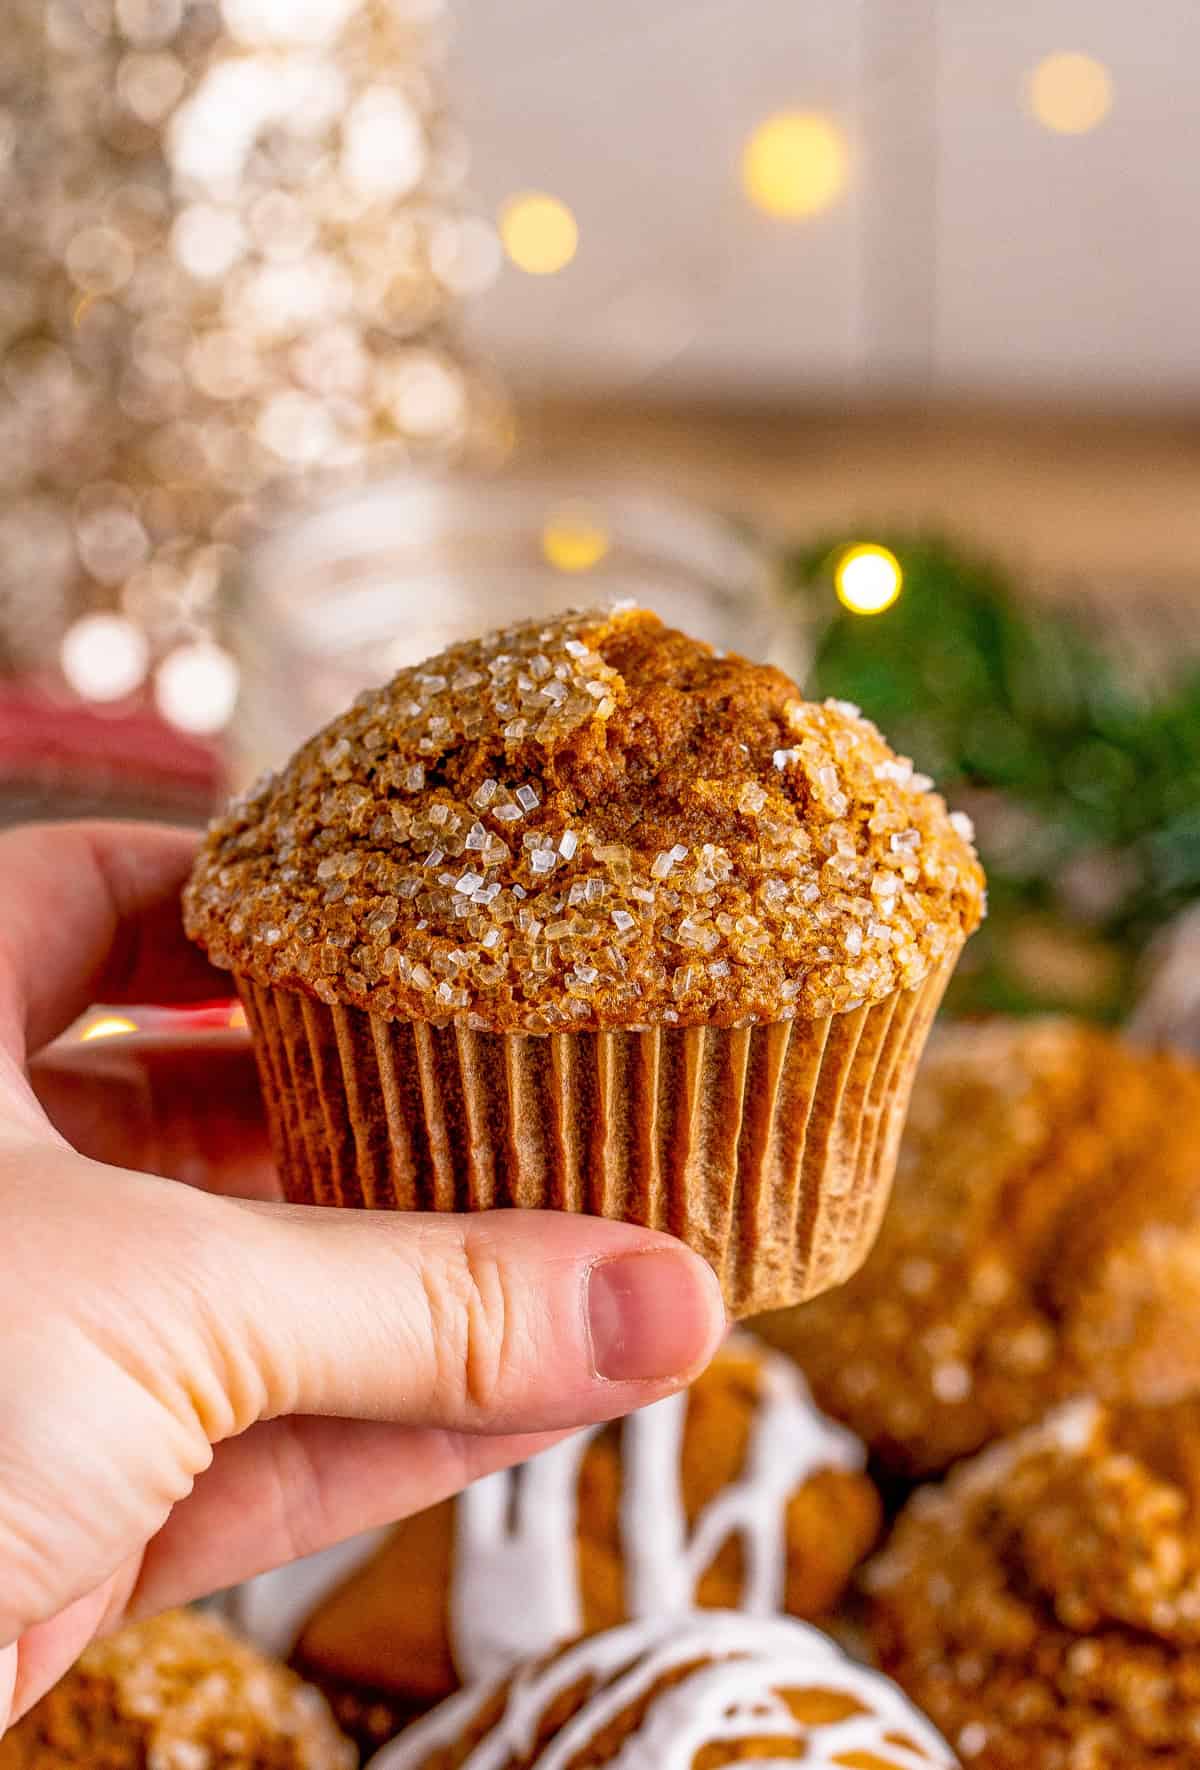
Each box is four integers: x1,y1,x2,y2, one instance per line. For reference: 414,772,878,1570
0,822,726,1734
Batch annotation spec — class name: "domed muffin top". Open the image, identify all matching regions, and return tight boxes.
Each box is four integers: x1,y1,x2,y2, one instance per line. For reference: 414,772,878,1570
755,1018,1200,1478
0,1609,354,1770
185,606,984,1033
867,1398,1200,1767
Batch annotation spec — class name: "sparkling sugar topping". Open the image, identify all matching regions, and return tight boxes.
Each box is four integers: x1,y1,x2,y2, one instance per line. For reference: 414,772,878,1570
185,607,984,1032
3,1609,354,1770
867,1398,1200,1767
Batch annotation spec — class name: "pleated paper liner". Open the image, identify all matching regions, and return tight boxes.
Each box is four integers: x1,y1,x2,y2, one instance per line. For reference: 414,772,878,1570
238,954,955,1317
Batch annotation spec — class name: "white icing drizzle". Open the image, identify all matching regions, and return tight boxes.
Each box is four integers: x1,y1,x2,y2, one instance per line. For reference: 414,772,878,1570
367,1612,958,1770
451,1335,863,1682
449,1427,599,1682
618,1389,690,1616
623,1339,862,1617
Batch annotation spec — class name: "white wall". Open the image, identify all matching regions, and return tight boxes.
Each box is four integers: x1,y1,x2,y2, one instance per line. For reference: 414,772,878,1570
450,0,1200,406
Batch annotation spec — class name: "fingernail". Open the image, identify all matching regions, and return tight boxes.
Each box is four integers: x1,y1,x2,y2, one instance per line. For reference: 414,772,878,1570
587,1248,724,1383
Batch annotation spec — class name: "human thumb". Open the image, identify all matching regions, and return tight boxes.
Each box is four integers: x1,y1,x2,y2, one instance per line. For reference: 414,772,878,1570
202,1197,727,1436
0,1154,726,1714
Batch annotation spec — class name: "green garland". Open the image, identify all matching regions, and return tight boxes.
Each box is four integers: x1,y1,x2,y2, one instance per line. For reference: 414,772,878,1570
784,536,1200,1020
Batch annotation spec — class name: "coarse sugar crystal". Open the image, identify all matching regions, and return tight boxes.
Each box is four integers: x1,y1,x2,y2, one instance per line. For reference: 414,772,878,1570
184,606,983,1031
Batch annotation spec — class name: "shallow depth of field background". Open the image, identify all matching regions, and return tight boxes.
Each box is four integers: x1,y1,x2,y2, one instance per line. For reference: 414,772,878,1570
3,0,1198,1035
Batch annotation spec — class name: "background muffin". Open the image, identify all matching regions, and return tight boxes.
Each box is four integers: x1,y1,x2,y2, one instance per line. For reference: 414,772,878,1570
369,1611,959,1770
754,1018,1200,1476
0,1609,354,1770
232,1338,880,1755
867,1397,1200,1769
186,606,983,1315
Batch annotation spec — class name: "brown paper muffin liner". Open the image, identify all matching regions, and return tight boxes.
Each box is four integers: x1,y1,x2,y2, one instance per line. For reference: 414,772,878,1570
237,955,955,1316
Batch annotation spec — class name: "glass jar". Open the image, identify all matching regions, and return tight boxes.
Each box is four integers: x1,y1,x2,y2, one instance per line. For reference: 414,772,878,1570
226,471,800,787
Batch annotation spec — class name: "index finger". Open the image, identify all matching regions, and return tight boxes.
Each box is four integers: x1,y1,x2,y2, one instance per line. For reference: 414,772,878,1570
30,1030,278,1199
0,821,227,1060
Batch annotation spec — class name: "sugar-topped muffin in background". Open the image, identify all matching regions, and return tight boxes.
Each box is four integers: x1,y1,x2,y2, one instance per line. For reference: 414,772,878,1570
367,1611,959,1770
755,1017,1200,1475
185,606,983,1315
0,1609,353,1770
868,1397,1200,1769
229,1336,881,1755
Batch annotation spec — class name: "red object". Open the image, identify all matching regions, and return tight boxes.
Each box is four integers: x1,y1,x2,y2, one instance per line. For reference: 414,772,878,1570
0,680,223,824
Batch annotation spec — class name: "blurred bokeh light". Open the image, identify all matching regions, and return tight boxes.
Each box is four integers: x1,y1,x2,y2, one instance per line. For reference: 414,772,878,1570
541,509,610,573
499,192,580,276
835,545,904,616
741,112,849,219
1027,52,1113,136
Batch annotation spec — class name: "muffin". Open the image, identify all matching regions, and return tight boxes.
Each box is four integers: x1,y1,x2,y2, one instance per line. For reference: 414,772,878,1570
0,1609,354,1770
867,1397,1200,1768
754,1018,1200,1476
230,1337,881,1753
367,1612,958,1770
185,607,983,1314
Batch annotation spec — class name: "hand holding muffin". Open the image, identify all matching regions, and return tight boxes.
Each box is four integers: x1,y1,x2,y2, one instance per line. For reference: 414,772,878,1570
186,606,983,1314
0,610,981,1746
0,820,723,1737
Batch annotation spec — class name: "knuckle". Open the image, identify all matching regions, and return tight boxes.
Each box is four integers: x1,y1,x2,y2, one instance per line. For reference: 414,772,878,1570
128,1190,273,1437
417,1230,522,1419
0,1333,204,1643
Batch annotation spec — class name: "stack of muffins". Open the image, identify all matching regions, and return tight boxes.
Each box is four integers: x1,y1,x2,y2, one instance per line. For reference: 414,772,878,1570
18,607,1200,1768
759,1014,1200,1767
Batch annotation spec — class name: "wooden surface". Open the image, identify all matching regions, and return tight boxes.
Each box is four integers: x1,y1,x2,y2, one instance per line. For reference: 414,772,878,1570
515,400,1200,588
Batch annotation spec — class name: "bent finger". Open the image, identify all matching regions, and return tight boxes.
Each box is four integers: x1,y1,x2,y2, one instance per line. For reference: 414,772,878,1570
9,1569,137,1727
0,822,222,1063
30,1032,277,1200
129,1416,566,1619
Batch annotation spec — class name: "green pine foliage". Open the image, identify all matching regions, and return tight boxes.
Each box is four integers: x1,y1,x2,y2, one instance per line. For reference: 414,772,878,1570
785,536,1200,1019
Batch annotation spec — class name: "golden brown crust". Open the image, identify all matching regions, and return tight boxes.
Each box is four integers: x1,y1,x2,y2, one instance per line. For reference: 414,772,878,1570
0,1610,355,1770
753,1019,1200,1477
285,1674,425,1767
867,1399,1200,1769
290,1346,880,1730
294,1505,457,1706
184,608,983,1033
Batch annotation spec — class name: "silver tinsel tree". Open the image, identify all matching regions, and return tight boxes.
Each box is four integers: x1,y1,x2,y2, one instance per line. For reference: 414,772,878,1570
0,0,504,723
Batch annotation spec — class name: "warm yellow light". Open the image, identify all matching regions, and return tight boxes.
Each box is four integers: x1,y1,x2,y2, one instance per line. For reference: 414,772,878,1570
80,1014,140,1042
742,112,849,219
228,1002,248,1030
835,544,903,615
499,192,578,276
1027,52,1113,135
541,511,609,573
